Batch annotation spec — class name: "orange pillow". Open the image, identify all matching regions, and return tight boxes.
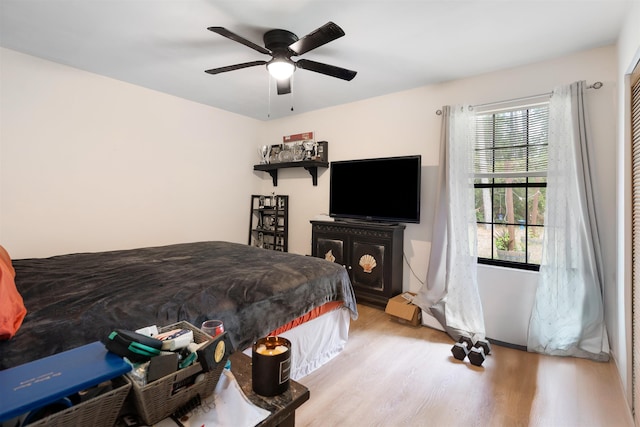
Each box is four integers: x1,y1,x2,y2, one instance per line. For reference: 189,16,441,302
0,245,27,340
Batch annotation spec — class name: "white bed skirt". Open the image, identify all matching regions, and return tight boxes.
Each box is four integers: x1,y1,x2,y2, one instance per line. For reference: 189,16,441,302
243,307,350,380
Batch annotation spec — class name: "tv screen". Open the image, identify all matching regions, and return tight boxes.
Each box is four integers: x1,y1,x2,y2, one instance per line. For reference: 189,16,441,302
329,155,421,224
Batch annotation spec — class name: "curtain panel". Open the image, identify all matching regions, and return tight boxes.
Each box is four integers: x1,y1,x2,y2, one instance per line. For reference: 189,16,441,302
415,105,486,341
527,81,609,361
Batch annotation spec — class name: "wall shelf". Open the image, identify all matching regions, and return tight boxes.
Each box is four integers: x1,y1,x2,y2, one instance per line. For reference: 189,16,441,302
253,161,329,186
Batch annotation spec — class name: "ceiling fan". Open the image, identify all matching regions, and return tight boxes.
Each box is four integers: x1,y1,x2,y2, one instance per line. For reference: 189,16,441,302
205,22,357,95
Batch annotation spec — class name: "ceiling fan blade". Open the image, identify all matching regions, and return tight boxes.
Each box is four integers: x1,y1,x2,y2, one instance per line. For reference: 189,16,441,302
296,59,357,81
207,27,271,55
276,78,291,95
288,22,345,56
205,60,267,75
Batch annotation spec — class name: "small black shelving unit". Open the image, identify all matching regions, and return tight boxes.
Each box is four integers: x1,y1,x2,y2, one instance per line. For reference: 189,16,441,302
253,160,328,186
249,194,289,252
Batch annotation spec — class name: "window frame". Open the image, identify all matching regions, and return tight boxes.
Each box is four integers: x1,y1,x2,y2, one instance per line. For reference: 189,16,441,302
473,100,549,271
475,181,545,271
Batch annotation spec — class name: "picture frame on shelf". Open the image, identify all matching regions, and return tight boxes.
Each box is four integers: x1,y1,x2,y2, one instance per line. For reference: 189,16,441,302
315,141,328,162
269,144,282,163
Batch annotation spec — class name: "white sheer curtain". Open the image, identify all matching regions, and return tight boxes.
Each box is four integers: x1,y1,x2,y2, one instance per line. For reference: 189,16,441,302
527,81,609,361
414,105,486,340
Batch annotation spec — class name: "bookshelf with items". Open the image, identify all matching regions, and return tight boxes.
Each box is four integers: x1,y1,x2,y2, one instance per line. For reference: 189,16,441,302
248,195,288,252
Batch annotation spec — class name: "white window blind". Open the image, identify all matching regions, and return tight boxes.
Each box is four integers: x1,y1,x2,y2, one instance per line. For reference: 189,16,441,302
474,103,549,179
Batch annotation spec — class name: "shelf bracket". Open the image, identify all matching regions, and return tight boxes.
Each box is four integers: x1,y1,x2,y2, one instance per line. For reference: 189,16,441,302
303,166,319,186
254,160,327,186
267,170,278,186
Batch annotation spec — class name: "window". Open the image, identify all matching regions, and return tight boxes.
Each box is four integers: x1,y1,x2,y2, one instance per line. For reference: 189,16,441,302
474,101,549,270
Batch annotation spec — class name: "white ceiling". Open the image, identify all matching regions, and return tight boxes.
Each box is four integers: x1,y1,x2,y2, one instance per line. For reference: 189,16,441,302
0,0,632,120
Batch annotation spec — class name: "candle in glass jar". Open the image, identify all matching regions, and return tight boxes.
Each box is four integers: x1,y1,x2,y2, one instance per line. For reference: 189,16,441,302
255,344,288,356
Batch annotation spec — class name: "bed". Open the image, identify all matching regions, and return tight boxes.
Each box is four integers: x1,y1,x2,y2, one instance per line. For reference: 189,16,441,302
0,241,358,378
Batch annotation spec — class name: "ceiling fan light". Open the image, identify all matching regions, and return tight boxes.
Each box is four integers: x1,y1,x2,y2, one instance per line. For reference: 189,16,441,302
267,60,295,80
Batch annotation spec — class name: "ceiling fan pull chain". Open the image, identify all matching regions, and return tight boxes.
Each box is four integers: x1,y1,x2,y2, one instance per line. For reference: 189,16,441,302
268,74,272,118
290,75,294,112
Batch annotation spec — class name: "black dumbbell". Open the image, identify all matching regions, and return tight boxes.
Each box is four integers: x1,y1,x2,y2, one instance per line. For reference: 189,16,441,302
451,336,473,361
468,339,492,367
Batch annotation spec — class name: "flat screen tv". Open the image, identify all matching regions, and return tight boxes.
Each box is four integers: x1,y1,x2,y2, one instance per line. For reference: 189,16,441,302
329,155,421,224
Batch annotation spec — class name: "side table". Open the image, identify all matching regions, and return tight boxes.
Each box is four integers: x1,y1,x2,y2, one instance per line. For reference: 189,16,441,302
229,352,310,427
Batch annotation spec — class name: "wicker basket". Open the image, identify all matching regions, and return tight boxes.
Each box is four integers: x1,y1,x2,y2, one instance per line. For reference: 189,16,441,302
28,375,131,427
128,321,230,425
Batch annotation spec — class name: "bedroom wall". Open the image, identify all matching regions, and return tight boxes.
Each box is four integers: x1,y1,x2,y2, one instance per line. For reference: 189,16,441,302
258,46,618,350
0,47,261,259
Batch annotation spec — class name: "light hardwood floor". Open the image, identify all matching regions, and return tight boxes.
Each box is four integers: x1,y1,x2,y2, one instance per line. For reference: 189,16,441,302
296,304,634,427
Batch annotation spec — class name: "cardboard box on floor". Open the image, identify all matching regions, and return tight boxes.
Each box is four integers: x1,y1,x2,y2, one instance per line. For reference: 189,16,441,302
385,292,421,326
